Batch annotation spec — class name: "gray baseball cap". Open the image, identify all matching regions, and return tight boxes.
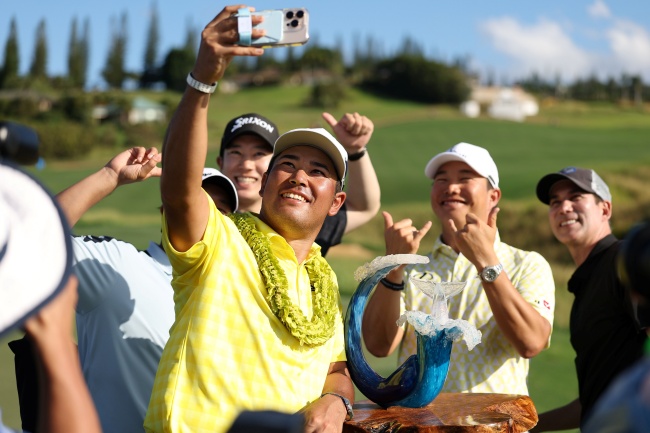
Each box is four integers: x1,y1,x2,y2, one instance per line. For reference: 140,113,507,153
536,166,612,204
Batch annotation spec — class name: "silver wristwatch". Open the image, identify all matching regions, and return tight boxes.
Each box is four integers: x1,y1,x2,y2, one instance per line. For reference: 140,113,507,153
479,263,503,283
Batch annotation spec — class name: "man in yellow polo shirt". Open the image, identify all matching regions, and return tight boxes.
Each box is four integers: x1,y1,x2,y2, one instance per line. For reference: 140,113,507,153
144,5,354,433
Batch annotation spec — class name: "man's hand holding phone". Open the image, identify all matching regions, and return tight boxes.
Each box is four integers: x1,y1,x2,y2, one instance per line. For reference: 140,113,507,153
190,5,265,87
187,4,309,95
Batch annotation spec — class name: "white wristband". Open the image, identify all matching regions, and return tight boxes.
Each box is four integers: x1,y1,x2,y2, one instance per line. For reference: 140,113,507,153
186,73,218,94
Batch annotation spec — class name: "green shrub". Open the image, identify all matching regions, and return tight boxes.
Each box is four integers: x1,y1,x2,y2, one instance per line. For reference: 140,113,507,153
57,92,92,123
123,122,166,149
6,96,40,118
304,81,347,108
35,122,94,159
363,55,470,104
93,123,124,149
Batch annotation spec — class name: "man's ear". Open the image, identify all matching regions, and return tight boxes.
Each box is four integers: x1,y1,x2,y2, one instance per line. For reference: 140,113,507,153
217,155,223,169
602,200,613,220
489,187,502,207
328,191,346,216
259,172,268,197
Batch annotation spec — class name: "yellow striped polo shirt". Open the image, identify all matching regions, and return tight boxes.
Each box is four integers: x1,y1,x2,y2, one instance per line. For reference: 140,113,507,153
144,196,345,433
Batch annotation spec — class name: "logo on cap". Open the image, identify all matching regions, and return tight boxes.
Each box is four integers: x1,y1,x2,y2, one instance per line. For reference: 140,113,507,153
560,167,577,174
230,116,275,134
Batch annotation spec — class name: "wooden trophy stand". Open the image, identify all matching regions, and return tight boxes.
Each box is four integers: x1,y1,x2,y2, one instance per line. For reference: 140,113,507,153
343,393,537,433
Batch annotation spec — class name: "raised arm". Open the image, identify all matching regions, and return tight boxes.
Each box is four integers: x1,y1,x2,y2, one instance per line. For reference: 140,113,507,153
56,147,161,227
161,4,264,252
363,211,432,356
322,112,381,233
447,208,553,358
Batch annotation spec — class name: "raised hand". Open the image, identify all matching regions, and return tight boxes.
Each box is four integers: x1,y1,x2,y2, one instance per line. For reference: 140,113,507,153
322,112,374,153
446,207,500,269
106,147,162,187
383,211,432,256
192,5,265,85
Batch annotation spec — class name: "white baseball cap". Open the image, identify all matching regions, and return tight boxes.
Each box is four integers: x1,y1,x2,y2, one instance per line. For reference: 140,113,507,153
201,167,238,212
273,128,348,186
424,142,499,188
0,161,72,337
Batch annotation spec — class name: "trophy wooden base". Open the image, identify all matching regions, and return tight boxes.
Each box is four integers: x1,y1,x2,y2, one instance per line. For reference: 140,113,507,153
344,393,537,433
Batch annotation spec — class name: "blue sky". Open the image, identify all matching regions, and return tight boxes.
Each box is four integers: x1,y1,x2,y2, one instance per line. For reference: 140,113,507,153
2,0,649,88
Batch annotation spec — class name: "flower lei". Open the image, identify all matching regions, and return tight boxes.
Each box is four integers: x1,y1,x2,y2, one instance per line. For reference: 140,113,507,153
229,213,338,347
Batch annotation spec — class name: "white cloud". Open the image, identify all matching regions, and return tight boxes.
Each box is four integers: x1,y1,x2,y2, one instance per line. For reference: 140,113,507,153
481,12,650,82
481,17,592,81
588,0,611,19
605,20,650,77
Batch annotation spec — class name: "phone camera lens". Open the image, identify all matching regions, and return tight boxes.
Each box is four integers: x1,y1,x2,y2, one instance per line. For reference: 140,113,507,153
290,19,299,28
286,11,294,19
296,10,304,18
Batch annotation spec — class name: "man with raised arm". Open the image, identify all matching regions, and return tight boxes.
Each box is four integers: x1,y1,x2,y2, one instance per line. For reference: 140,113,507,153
217,110,380,256
145,5,354,433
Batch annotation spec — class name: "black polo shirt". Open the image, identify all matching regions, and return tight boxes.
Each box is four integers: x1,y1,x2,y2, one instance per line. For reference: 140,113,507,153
316,203,347,257
568,234,647,423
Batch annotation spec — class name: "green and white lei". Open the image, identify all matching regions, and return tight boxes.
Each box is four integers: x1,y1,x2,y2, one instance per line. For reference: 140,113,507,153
230,213,338,347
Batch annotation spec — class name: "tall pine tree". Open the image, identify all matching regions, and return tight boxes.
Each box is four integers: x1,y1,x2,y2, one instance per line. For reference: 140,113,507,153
67,17,79,78
29,19,48,79
68,17,90,88
140,1,160,88
183,20,198,59
79,18,90,88
1,17,20,89
160,20,197,92
102,12,128,89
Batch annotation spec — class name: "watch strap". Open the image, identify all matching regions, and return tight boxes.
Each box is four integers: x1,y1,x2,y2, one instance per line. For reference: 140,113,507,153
236,8,252,46
380,277,405,291
321,392,353,421
186,73,217,94
347,148,367,161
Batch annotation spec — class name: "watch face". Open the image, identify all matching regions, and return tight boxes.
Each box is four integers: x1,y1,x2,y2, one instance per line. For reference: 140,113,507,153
481,265,502,282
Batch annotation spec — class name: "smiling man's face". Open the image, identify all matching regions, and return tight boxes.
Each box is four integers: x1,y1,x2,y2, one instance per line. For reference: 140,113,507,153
547,179,611,249
259,145,345,238
218,134,273,213
430,161,499,229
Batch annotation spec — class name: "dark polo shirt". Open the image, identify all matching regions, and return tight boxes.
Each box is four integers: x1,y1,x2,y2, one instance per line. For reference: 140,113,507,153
568,234,647,423
317,203,347,257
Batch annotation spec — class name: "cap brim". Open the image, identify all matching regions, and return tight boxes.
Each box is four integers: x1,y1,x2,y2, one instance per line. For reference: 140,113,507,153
536,173,587,204
0,162,72,337
274,129,347,182
425,153,472,179
202,174,239,212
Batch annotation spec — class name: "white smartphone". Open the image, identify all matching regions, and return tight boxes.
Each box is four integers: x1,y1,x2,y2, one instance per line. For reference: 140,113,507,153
249,8,310,48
